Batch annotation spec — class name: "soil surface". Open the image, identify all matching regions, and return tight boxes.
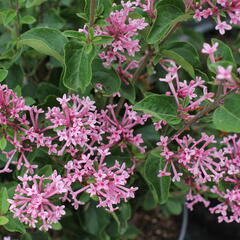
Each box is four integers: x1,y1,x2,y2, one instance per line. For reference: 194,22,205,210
133,208,181,240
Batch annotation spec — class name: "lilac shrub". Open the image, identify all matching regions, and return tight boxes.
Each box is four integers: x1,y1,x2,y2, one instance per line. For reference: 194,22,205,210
0,0,240,239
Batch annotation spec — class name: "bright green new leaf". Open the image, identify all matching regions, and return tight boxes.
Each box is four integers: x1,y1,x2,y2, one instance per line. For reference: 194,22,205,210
21,15,36,24
0,216,9,226
19,28,68,64
52,222,62,230
63,30,86,40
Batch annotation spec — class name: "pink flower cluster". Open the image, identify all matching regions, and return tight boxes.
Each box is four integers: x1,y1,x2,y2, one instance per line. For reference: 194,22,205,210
0,86,148,229
9,171,67,231
99,103,150,153
98,1,148,66
159,59,214,120
193,0,240,35
64,149,137,212
157,133,240,223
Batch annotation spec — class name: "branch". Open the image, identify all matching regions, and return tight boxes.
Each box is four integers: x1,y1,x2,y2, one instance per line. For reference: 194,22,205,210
145,89,236,156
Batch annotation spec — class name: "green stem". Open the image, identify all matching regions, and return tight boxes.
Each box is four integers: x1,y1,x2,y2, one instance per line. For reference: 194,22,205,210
89,0,96,27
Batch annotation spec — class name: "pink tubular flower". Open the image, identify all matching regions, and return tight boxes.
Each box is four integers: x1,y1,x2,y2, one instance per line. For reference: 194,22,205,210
201,42,219,63
186,189,210,211
99,103,150,153
216,66,233,81
135,0,156,18
157,136,183,182
8,171,67,231
215,21,232,35
216,65,238,94
154,120,167,131
64,151,137,212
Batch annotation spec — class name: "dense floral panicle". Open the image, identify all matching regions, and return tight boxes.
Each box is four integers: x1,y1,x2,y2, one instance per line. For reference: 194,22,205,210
64,151,137,212
99,103,150,153
175,133,224,184
193,0,240,35
157,133,225,183
9,171,67,231
209,186,240,223
0,85,39,174
159,60,214,120
220,134,240,178
45,94,102,156
97,1,148,67
0,84,26,124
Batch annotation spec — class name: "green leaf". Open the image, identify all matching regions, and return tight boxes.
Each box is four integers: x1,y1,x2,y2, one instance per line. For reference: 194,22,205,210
82,203,110,236
144,152,171,204
0,216,9,226
0,187,10,215
160,49,195,78
212,38,236,69
147,4,191,44
93,35,114,45
21,15,36,24
0,137,7,151
19,28,68,63
166,197,183,215
52,222,62,230
0,9,17,26
0,69,8,82
36,165,53,177
157,0,185,11
4,213,26,234
63,40,96,92
24,97,36,106
26,0,47,8
92,59,121,95
133,94,180,125
21,233,32,240
120,82,136,104
63,30,86,40
213,94,240,133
